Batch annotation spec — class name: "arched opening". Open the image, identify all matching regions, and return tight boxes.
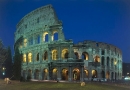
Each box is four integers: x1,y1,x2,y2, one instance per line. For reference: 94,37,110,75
37,35,40,44
43,69,48,80
101,50,105,55
29,37,33,45
92,70,97,78
23,39,27,47
73,68,80,80
52,68,58,80
27,69,32,79
61,49,69,59
94,56,100,62
35,69,39,79
107,57,109,66
101,56,104,65
114,58,117,65
52,49,58,60
61,68,68,80
115,72,117,80
43,32,49,42
52,31,58,41
43,51,48,60
111,58,114,67
106,71,110,79
111,72,114,80
28,53,32,62
82,52,89,60
23,54,26,63
36,53,39,61
74,52,79,59
23,70,26,79
101,70,105,78
84,70,89,78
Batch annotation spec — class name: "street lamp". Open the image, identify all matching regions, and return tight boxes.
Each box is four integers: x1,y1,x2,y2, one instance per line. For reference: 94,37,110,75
2,67,6,75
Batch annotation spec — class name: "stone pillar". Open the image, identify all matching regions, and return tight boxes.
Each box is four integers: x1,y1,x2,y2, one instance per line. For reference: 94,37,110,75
25,72,27,80
57,66,61,81
98,69,101,79
109,71,111,80
80,66,84,81
48,50,51,61
47,69,49,80
58,27,65,41
32,51,35,63
31,69,34,79
109,57,111,68
69,45,73,59
39,72,42,80
88,69,91,81
49,31,52,42
99,48,101,56
40,33,42,43
39,50,42,63
69,65,72,81
113,72,115,80
26,53,28,64
58,46,61,60
33,36,36,44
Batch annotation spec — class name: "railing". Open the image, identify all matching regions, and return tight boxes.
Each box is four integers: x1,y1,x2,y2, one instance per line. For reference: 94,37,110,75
51,59,84,63
88,62,100,67
101,65,105,68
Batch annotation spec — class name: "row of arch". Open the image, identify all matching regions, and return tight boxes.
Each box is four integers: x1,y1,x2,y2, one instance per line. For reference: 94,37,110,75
23,68,120,80
23,49,69,62
23,31,58,47
23,50,121,66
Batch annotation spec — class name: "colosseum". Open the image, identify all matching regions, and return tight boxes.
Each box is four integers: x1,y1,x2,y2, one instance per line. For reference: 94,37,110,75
14,4,122,81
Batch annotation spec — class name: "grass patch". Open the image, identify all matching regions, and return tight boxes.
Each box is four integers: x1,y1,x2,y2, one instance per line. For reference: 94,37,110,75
0,80,130,90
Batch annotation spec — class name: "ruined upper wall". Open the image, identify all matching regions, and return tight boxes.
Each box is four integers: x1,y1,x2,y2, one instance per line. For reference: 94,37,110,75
15,4,61,37
74,40,122,57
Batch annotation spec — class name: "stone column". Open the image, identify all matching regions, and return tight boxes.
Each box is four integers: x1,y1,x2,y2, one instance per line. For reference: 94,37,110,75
98,69,101,79
33,36,36,44
31,69,34,79
57,66,61,81
109,57,111,68
49,31,52,43
80,65,84,81
109,71,111,80
88,69,91,81
113,72,115,80
48,50,51,61
26,53,28,65
39,72,42,80
32,51,35,64
69,65,72,81
40,33,42,44
69,45,73,59
58,46,61,60
25,72,27,80
39,50,42,63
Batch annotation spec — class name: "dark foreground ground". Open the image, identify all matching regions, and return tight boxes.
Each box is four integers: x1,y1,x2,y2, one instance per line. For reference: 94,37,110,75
0,79,130,90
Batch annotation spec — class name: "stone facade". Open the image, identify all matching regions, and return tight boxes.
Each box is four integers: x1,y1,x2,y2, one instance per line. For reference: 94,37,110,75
14,4,122,81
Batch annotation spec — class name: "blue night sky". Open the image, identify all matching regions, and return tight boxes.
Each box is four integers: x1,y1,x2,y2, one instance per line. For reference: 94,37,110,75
0,0,130,62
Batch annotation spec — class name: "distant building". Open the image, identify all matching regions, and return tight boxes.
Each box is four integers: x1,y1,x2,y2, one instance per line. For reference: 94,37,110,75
123,63,130,77
14,4,122,81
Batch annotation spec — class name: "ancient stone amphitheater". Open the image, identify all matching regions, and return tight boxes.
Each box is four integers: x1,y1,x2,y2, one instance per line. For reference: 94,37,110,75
14,4,122,81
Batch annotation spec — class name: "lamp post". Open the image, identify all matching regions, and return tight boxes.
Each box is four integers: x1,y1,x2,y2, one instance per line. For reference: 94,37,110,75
2,67,6,76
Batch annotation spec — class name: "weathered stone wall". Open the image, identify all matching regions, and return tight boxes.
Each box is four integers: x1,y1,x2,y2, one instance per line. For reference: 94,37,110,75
15,4,122,81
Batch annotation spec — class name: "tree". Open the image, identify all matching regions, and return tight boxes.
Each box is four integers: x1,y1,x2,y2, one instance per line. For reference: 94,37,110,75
12,47,22,80
0,39,8,78
0,39,8,68
4,46,13,78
